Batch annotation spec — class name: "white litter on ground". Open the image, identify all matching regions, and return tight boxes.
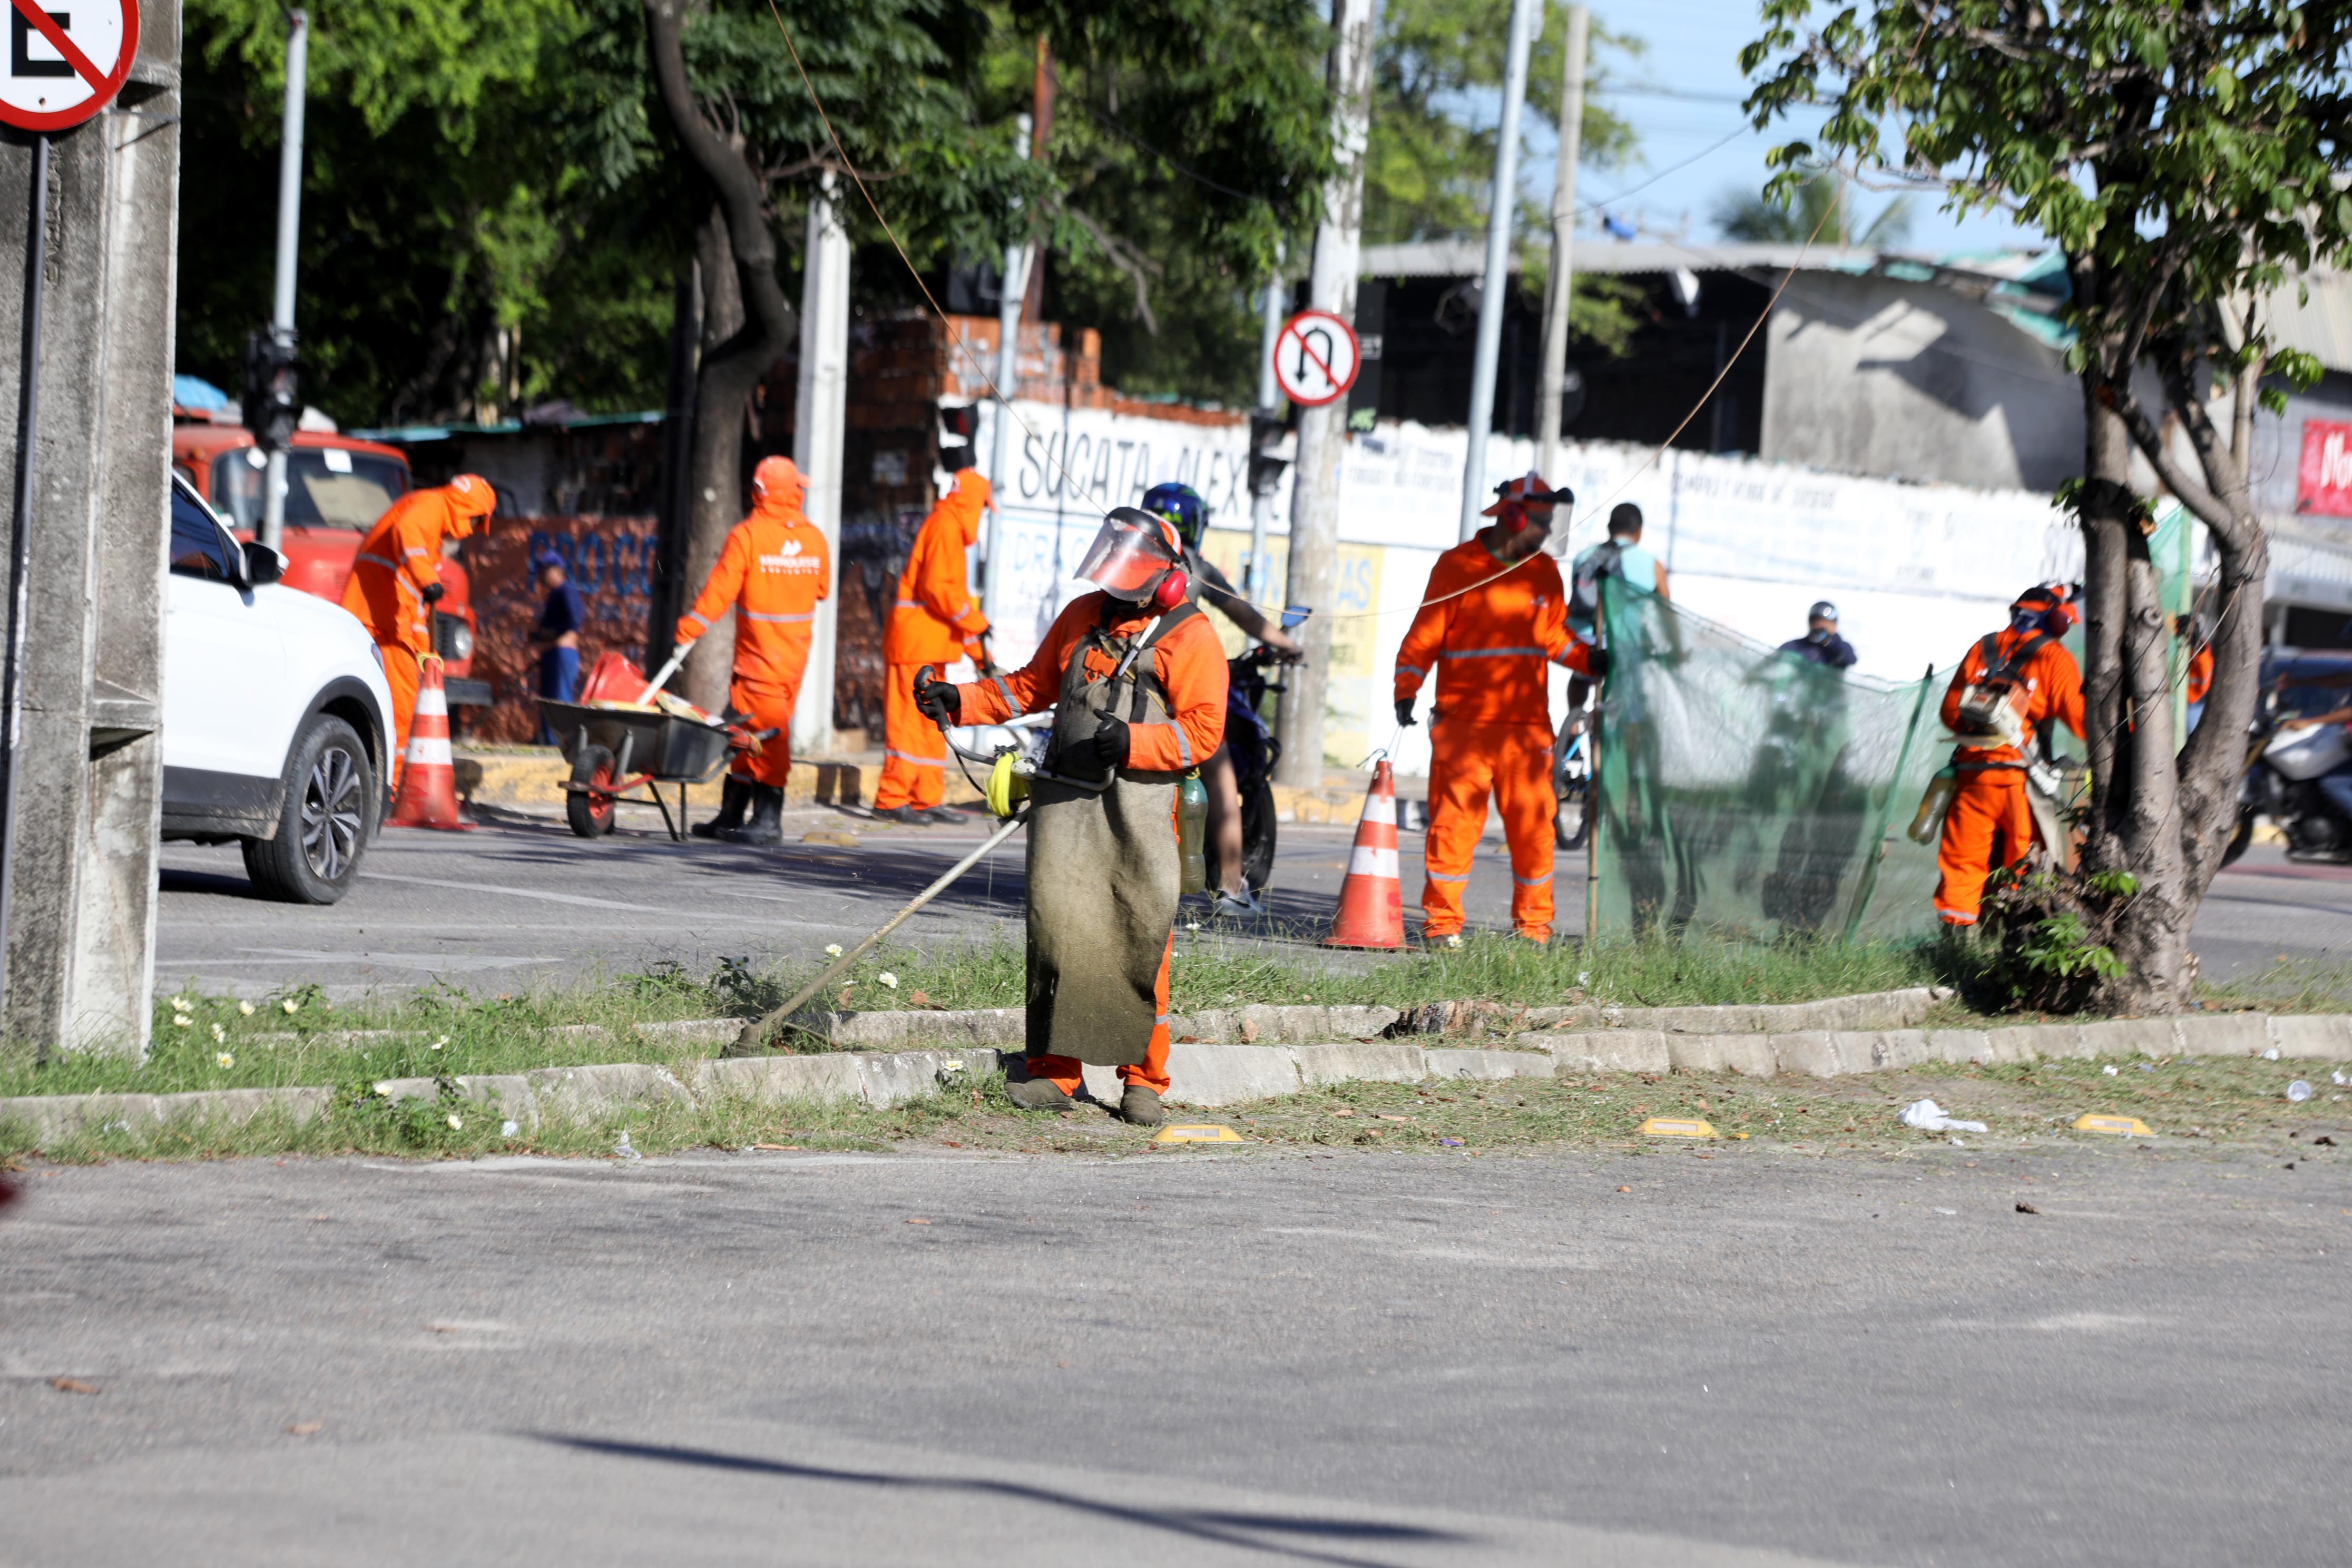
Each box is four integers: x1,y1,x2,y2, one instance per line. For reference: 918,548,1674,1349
1899,1099,1989,1133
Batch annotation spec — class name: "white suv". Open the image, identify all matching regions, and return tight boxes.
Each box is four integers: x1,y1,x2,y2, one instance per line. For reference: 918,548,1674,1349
162,474,394,904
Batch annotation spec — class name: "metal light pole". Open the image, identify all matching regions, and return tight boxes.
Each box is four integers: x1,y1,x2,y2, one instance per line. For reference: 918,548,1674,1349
1247,262,1285,603
1457,0,1540,542
981,113,1033,624
260,11,308,552
1536,3,1587,488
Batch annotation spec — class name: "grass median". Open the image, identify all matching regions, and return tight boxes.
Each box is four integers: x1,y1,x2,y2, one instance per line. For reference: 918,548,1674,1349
11,1048,2344,1166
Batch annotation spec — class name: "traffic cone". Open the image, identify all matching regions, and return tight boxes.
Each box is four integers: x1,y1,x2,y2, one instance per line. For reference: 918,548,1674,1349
387,654,473,831
1324,760,1404,949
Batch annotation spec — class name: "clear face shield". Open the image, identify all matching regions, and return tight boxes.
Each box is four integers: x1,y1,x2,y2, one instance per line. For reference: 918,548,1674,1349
1073,507,1181,602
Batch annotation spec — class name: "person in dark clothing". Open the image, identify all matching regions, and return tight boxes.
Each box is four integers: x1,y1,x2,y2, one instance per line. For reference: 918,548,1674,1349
1779,601,1857,669
531,549,585,742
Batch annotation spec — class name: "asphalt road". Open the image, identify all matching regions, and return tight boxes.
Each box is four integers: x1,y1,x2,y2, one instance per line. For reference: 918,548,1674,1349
158,802,2352,999
3,1143,2347,1564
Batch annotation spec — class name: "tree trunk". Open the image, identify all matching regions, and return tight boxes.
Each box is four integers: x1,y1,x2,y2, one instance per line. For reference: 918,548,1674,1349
644,0,798,715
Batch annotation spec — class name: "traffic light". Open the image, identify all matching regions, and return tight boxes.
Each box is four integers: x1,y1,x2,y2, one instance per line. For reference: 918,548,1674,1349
240,327,300,453
1247,411,1289,499
938,403,980,472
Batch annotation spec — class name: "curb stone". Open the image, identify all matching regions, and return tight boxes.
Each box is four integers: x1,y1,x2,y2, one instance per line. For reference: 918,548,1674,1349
7,1005,2347,1148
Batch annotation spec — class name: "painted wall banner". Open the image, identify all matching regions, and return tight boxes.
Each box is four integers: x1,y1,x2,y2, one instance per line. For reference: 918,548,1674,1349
459,515,659,744
2298,418,2352,517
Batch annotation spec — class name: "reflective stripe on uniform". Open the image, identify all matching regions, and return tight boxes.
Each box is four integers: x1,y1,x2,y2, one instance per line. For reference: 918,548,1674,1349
681,611,711,632
743,609,814,624
1172,722,1192,768
356,553,401,572
1348,844,1400,879
1512,870,1553,888
991,675,1023,717
884,749,945,769
1440,646,1547,659
895,599,924,611
1396,663,1425,679
1425,869,1472,883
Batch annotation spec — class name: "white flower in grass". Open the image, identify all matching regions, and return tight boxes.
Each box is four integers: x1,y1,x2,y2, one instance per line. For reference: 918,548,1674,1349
431,1037,448,1052
170,994,192,1013
211,1023,226,1043
215,1052,235,1070
876,972,898,990
282,998,300,1015
238,1000,255,1016
825,944,844,958
173,1015,193,1028
446,1114,464,1131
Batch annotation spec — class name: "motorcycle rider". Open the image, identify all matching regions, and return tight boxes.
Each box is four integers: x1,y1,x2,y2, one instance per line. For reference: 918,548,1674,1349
1778,601,1858,669
1138,482,1299,915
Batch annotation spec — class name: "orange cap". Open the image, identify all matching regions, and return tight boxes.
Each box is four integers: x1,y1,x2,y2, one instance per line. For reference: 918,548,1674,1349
752,455,804,506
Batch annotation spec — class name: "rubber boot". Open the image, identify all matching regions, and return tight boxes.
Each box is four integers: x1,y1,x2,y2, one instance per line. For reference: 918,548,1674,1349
1005,1076,1074,1111
721,784,785,846
1118,1085,1165,1127
692,776,751,839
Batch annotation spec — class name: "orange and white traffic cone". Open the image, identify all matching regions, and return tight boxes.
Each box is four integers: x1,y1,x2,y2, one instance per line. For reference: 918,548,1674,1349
386,654,473,831
1325,760,1404,949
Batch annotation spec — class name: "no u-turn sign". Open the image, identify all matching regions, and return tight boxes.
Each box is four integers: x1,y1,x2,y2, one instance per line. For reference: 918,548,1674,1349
0,0,137,132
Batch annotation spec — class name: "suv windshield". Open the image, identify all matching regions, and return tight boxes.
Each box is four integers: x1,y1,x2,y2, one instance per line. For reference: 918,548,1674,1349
210,447,408,531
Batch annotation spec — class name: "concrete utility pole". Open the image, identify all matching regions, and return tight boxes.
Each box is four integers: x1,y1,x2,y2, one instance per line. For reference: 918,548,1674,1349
1536,2,1587,489
1458,0,1540,541
791,174,849,760
0,12,184,1056
981,112,1033,625
1276,0,1376,790
1247,261,1285,604
259,9,307,551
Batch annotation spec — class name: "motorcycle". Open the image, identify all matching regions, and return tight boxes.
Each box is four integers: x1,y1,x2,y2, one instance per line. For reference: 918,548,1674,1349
2229,699,2352,866
1224,644,1288,892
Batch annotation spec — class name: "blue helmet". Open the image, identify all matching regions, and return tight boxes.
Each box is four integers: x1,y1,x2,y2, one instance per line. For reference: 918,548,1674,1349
1139,482,1207,550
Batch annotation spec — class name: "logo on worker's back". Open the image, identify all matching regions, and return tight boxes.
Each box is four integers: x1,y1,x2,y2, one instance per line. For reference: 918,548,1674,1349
0,0,138,131
757,540,820,574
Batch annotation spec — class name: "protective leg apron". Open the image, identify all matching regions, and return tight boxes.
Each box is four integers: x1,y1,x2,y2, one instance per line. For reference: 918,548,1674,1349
1021,609,1196,1095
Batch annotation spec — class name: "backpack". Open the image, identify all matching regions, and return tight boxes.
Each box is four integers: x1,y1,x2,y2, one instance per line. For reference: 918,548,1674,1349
1952,631,2053,751
1569,540,1622,624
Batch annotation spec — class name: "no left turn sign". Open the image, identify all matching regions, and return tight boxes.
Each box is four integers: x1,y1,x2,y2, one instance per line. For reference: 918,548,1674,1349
1273,309,1360,408
0,0,138,133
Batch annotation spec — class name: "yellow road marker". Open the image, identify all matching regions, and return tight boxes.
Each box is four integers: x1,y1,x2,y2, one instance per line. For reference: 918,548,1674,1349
1152,1124,1243,1144
2073,1113,2153,1136
1639,1117,1717,1139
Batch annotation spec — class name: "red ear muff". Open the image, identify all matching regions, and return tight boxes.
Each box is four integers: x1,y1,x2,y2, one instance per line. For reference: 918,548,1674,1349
1151,570,1190,612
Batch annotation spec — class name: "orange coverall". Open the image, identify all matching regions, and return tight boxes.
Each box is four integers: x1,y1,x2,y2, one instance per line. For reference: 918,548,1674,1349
339,477,494,786
953,590,1228,1096
675,473,831,787
1396,539,1596,943
1933,630,2085,925
877,471,992,811
2187,644,2213,705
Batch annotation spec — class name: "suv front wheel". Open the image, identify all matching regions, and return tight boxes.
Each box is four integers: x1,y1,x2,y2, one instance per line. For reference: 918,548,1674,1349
242,713,376,904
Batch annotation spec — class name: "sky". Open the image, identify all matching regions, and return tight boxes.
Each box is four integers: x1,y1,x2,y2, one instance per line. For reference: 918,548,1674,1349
1506,0,2045,258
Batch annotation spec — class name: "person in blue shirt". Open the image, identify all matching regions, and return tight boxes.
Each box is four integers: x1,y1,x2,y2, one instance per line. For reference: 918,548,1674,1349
1568,503,1669,641
1778,601,1858,669
530,548,585,742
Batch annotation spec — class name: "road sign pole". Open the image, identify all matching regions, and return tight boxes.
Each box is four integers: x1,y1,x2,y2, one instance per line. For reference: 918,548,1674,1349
0,130,47,1004
1459,0,1540,542
259,9,307,552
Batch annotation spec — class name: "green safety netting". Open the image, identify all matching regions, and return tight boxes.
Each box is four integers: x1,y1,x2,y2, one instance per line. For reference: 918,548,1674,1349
1591,582,1956,944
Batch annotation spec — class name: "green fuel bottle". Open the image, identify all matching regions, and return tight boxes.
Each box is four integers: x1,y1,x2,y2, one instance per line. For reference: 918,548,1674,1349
1178,771,1209,894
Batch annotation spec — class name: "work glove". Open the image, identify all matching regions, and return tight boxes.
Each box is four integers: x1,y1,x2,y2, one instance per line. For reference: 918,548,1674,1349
913,665,959,728
1585,644,1612,680
420,581,446,605
1394,697,1417,728
1091,713,1131,768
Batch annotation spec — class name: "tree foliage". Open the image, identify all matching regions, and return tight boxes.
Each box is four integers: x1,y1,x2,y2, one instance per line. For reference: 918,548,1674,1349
1711,167,1911,247
1741,0,2352,1010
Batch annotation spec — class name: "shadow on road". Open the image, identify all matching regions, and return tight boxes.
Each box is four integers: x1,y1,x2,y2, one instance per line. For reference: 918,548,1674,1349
536,1434,1467,1566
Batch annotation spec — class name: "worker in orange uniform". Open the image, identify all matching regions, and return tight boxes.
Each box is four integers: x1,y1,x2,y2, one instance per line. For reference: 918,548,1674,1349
2181,614,2214,732
912,507,1226,1127
1933,583,2085,926
1394,472,1604,947
673,456,831,846
875,468,992,825
340,473,496,790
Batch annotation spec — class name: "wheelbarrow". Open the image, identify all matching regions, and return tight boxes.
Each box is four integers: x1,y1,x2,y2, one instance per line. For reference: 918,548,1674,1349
537,699,771,842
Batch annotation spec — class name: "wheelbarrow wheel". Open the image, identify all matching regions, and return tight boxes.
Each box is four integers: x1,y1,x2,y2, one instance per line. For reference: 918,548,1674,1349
567,744,619,838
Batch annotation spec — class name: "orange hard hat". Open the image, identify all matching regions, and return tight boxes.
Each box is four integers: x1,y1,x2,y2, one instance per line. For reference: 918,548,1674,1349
1480,471,1572,530
752,455,804,505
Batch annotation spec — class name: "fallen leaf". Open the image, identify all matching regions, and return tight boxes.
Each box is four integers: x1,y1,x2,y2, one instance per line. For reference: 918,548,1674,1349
905,1217,932,1225
286,1422,323,1436
1331,1108,1356,1118
1377,1114,1410,1122
1239,1019,1259,1044
1175,1035,1200,1044
2016,1202,2041,1214
2317,1135,2338,1147
1616,1185,1631,1193
48,1377,97,1395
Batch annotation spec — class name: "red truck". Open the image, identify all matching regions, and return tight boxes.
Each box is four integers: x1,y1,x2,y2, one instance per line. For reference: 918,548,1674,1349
170,412,488,705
